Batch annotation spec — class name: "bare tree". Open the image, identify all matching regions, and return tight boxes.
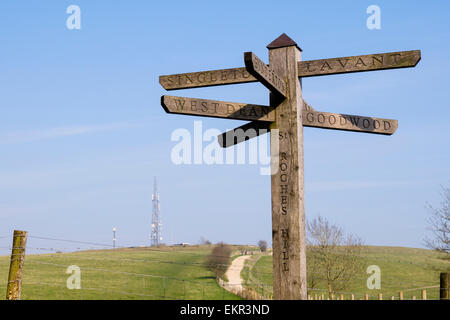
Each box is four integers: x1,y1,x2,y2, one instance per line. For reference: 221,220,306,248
204,242,232,279
424,186,449,255
257,240,268,252
307,215,364,298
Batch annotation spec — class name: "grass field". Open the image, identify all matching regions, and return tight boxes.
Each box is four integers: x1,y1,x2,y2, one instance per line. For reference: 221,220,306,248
243,246,450,300
0,245,245,300
1,245,448,300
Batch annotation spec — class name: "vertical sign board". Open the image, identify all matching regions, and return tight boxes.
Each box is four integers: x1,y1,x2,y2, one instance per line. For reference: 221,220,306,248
267,39,307,299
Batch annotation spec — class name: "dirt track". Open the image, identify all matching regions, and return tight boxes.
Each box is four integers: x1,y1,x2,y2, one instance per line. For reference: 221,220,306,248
224,255,251,292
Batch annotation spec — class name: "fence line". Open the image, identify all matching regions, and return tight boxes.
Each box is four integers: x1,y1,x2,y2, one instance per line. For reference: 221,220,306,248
14,259,238,300
27,235,253,257
2,232,448,300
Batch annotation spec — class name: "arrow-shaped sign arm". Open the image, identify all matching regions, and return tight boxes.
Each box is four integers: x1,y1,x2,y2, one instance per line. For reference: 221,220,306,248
161,95,275,122
298,50,421,77
217,101,398,148
244,52,287,98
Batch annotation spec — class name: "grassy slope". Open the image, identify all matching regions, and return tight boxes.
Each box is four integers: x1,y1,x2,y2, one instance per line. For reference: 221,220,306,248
1,245,448,300
0,245,242,300
244,246,450,300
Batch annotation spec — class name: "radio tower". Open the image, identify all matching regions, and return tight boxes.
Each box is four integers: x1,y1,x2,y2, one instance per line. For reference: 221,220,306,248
151,177,162,246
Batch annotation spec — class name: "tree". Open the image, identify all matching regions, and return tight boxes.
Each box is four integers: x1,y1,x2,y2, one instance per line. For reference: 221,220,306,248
257,240,268,252
204,242,232,279
306,215,364,298
199,236,212,245
424,186,449,255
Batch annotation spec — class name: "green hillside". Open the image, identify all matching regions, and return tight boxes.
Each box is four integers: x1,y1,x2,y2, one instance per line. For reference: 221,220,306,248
0,245,241,300
243,246,450,300
1,245,448,300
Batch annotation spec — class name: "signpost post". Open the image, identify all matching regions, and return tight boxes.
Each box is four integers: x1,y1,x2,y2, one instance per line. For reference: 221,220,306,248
158,33,420,300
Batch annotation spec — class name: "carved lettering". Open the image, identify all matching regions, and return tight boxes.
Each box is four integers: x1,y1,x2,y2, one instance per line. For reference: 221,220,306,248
318,114,325,123
372,55,383,66
337,58,350,68
197,72,206,83
374,119,380,129
162,96,274,122
296,50,420,78
355,58,367,67
245,52,286,97
306,62,316,72
185,74,193,84
328,115,336,125
390,53,401,64
349,116,360,126
363,118,370,128
174,99,185,111
301,109,398,135
320,61,332,71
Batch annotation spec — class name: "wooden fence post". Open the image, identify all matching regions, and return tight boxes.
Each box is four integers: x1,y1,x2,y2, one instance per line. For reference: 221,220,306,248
441,273,449,300
6,230,28,300
421,289,427,300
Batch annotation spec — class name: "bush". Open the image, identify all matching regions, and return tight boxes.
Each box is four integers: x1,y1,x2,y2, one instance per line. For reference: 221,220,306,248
205,242,232,278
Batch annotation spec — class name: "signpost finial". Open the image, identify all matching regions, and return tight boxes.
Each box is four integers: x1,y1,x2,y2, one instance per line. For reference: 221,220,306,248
267,33,302,51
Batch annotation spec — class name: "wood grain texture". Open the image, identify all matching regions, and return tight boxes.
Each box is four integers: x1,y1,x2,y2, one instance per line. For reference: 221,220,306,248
244,52,287,97
6,230,27,300
159,50,420,91
218,121,270,148
269,44,307,300
217,101,314,148
159,67,257,90
161,95,275,121
303,110,398,135
297,50,421,77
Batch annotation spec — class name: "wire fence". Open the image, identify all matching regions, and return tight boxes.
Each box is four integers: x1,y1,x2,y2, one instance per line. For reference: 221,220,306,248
0,233,257,300
240,252,449,300
1,233,449,300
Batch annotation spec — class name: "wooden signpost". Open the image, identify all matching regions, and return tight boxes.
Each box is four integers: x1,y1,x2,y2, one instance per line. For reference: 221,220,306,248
244,52,287,97
158,33,420,300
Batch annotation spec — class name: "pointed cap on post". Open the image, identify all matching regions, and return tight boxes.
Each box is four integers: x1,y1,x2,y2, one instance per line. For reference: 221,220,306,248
267,33,302,51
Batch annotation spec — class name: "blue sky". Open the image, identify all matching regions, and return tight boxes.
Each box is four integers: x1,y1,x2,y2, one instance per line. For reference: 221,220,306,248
0,1,449,254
